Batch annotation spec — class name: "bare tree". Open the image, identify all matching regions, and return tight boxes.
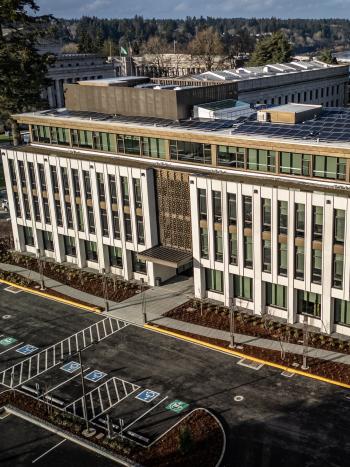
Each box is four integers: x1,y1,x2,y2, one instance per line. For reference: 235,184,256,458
188,27,224,71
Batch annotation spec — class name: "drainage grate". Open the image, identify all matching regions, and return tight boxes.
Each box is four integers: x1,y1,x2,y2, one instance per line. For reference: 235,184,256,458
237,358,264,371
281,371,295,378
4,286,21,294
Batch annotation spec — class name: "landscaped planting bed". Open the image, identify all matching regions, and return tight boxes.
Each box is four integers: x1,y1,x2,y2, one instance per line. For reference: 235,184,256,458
0,269,103,311
151,324,350,386
0,243,143,303
0,391,224,467
164,299,350,355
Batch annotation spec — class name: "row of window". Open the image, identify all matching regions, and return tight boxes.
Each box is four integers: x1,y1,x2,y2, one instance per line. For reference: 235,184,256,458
9,160,145,245
22,227,147,274
204,268,350,326
199,190,346,288
30,125,349,181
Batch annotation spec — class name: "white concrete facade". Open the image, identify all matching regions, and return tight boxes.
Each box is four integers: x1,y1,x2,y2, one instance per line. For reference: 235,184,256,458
190,175,350,337
2,149,162,286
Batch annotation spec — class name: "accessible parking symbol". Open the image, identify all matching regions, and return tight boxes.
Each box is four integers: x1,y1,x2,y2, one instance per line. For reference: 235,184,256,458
16,344,38,355
84,370,107,382
0,337,17,346
60,361,81,373
136,389,160,403
166,400,189,414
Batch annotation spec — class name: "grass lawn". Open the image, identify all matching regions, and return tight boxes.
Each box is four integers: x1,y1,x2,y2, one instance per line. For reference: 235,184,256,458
0,134,11,143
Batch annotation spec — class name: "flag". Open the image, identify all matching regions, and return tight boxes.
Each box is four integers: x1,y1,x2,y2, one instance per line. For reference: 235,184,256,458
120,46,128,56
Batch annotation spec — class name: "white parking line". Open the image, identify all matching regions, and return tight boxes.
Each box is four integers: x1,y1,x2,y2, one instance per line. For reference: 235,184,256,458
39,367,91,397
122,396,169,434
31,439,66,464
0,342,24,355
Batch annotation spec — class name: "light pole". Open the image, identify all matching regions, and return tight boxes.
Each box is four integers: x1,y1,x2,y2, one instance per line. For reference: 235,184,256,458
140,278,147,324
229,299,236,349
77,349,90,432
101,267,109,312
36,248,45,290
301,314,309,370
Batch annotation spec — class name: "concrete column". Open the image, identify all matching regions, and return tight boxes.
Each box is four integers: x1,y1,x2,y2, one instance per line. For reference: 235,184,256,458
253,187,262,315
322,197,334,334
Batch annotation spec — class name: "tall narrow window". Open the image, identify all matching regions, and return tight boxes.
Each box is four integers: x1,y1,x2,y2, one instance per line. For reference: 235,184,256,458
198,189,207,221
96,173,105,202
72,169,81,197
136,216,144,244
297,291,321,318
262,240,271,272
87,206,95,234
43,199,51,224
278,242,288,276
229,232,237,265
64,236,76,256
109,175,118,205
124,213,132,241
244,236,253,268
295,204,305,237
38,164,46,191
134,179,142,209
295,246,305,280
312,206,323,241
101,209,109,236
234,275,253,300
243,196,252,228
262,199,271,231
109,246,123,268
214,230,223,262
334,209,345,244
266,283,287,309
212,191,222,223
61,167,70,196
85,241,98,262
112,212,120,239
23,194,31,220
51,166,59,192
311,249,322,284
121,177,129,206
278,201,288,235
28,162,36,189
333,253,343,289
205,269,223,293
227,193,236,225
83,171,92,198
200,228,209,259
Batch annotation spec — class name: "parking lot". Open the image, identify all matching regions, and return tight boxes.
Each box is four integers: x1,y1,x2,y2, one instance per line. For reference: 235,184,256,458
0,413,120,466
1,286,350,465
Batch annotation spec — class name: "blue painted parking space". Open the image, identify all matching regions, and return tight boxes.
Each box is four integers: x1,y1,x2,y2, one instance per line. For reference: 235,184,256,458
135,389,160,403
15,344,38,355
84,370,107,382
60,361,81,373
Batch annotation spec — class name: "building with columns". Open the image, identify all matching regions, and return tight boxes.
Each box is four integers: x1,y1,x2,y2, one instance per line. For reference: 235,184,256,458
43,54,116,108
3,79,350,337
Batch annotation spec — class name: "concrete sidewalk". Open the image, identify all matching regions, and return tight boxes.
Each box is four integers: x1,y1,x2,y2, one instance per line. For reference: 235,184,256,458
2,261,350,366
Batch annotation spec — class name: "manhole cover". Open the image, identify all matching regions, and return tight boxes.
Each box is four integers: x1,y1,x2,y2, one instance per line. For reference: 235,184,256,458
2,315,12,320
234,395,244,402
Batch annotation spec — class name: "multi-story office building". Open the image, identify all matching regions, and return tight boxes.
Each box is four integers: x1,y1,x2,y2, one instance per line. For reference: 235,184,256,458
3,79,350,338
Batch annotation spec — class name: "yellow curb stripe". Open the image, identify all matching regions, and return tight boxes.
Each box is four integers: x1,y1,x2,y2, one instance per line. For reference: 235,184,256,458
144,323,350,390
0,278,102,314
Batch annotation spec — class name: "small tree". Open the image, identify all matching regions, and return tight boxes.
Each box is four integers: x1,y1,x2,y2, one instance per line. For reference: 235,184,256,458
317,49,337,64
179,426,193,455
189,27,224,71
0,0,53,144
248,31,292,66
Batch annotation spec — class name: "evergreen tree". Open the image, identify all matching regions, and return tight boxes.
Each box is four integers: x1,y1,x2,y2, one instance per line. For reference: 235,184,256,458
317,48,337,64
248,31,293,66
0,0,53,145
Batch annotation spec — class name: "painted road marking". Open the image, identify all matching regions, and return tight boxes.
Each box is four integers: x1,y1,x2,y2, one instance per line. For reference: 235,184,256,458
123,396,168,435
0,337,17,346
0,317,129,388
40,367,91,398
16,345,38,356
4,286,22,294
165,399,189,414
0,341,24,356
60,361,81,373
136,389,160,403
31,439,66,464
237,358,264,371
85,370,107,383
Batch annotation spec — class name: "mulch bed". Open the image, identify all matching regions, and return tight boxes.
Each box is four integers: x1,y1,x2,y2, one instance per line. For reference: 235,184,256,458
0,269,103,311
164,299,350,355
151,324,350,386
0,391,223,467
0,242,143,303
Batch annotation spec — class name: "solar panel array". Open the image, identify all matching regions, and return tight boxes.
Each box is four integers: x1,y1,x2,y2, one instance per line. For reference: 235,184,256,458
233,108,350,143
43,109,234,132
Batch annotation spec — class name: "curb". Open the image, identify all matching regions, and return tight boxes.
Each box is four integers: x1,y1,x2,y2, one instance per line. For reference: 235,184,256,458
144,324,350,390
0,278,102,314
4,405,139,466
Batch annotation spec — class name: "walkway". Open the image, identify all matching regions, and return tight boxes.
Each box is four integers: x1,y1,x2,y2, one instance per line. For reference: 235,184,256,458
2,262,350,366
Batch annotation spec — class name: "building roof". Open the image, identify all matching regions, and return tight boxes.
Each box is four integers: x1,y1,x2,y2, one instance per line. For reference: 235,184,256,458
192,60,345,82
197,99,250,111
137,246,192,268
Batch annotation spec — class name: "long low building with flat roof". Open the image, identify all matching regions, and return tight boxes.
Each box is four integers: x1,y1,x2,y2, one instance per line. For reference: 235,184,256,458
3,81,350,338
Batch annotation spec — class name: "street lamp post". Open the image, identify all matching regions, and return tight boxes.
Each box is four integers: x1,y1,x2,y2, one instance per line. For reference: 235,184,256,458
229,299,236,349
140,278,147,324
101,267,109,312
36,248,45,290
77,349,90,432
301,314,309,370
